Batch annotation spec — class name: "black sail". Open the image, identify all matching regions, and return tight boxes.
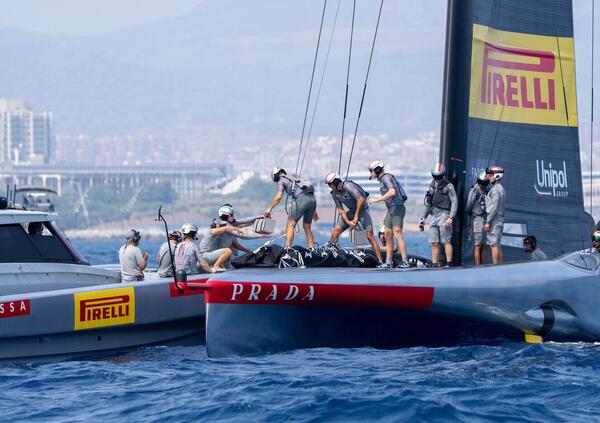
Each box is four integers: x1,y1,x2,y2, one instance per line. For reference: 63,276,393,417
440,0,594,263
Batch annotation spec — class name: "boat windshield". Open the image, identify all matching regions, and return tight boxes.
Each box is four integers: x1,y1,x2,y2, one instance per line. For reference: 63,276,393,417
560,251,600,272
0,221,89,265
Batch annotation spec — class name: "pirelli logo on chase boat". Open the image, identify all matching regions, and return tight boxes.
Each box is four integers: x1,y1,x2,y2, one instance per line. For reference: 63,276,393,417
74,287,135,330
469,24,577,127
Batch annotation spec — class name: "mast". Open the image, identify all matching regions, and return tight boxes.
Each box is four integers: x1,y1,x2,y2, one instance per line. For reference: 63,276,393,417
439,0,468,265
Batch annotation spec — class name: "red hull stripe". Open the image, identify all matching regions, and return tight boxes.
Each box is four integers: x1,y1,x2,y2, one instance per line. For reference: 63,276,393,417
205,281,434,308
169,279,209,297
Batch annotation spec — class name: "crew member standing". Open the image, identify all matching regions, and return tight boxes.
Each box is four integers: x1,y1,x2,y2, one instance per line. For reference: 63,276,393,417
367,160,410,268
484,165,506,264
325,171,384,266
420,163,457,267
265,167,319,249
465,170,490,265
119,229,148,282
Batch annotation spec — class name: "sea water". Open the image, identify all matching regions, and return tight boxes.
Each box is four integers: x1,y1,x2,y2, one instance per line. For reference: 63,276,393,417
1,236,599,421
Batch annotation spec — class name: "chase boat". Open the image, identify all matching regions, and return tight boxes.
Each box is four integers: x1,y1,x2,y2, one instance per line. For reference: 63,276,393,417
0,202,207,361
203,0,598,357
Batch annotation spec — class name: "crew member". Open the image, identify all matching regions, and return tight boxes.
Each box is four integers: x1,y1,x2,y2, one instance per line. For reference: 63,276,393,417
324,171,383,266
368,160,410,268
156,230,182,277
465,170,490,265
378,225,398,253
420,163,457,267
484,165,506,264
523,235,547,261
174,224,213,274
119,229,148,282
593,231,600,253
265,167,318,249
200,204,267,270
27,222,44,235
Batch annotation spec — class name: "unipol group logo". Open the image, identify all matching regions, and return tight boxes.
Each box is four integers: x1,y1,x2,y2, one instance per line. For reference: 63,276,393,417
74,287,135,330
534,159,569,198
469,24,577,127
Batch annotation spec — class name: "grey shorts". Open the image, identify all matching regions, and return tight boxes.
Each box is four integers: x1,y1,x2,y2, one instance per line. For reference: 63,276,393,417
384,205,406,230
486,215,504,246
472,215,486,246
337,208,374,232
428,212,452,244
202,248,230,266
289,194,317,224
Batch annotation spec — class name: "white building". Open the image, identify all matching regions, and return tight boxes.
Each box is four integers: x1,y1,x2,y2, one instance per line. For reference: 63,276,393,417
0,99,54,164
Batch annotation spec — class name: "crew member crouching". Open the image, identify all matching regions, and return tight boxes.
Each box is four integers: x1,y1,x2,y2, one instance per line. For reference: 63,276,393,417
324,171,384,266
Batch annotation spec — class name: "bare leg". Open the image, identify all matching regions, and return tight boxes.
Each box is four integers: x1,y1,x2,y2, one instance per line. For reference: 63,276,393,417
481,244,488,264
286,219,297,248
384,228,394,264
393,227,408,261
431,243,440,265
474,244,481,265
367,230,382,263
214,248,233,268
491,245,503,264
303,222,315,249
444,242,453,264
330,226,343,243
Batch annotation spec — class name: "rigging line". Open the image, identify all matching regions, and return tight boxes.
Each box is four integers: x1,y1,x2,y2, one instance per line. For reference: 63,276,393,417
555,37,570,125
337,0,357,174
591,0,595,217
344,0,384,180
294,0,329,177
299,0,343,176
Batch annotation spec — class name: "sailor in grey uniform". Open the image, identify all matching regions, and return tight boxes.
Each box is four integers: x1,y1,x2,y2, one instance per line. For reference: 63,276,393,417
156,230,182,277
484,165,506,264
265,167,318,249
420,163,457,267
465,170,490,265
368,160,410,268
174,224,212,275
325,171,383,265
523,235,547,261
200,205,266,270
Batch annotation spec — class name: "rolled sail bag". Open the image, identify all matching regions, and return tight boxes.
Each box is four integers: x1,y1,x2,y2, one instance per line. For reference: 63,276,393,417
254,217,276,234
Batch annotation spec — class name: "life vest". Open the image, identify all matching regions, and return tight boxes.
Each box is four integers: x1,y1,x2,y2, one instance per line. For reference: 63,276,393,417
426,179,451,211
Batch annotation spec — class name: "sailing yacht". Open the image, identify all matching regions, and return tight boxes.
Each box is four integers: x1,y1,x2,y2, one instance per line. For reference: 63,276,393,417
0,203,208,361
203,0,598,357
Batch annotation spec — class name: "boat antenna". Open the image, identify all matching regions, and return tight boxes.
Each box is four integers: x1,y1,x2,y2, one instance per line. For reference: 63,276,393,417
156,206,183,294
590,0,595,219
298,0,342,176
337,0,357,175
344,0,384,180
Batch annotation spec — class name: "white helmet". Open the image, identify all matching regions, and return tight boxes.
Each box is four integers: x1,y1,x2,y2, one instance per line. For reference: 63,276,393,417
181,223,198,235
368,159,384,172
271,166,284,182
487,165,504,181
218,204,234,217
324,171,341,185
378,225,386,234
368,159,385,179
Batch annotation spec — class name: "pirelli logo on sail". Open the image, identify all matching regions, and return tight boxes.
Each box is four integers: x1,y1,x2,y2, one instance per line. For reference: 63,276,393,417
469,24,577,127
74,287,135,330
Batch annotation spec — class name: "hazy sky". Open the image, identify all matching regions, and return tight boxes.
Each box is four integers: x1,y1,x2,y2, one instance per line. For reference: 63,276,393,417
0,0,597,139
0,0,204,35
